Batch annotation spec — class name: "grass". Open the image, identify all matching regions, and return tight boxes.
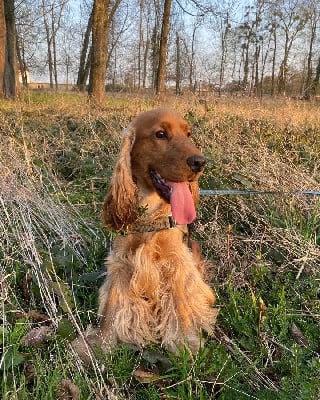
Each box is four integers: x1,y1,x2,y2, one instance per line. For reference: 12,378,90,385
1,92,320,399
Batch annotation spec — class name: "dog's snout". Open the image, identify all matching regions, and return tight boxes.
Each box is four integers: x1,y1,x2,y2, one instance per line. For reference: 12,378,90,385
187,155,206,173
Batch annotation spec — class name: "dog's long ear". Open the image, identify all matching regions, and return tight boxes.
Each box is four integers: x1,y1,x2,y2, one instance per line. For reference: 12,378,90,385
103,126,139,230
188,181,200,208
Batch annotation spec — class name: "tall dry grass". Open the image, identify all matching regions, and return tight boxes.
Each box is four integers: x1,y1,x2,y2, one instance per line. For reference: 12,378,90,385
1,92,319,399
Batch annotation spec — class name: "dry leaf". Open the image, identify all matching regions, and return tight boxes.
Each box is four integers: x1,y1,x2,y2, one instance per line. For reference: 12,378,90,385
58,379,80,400
16,310,50,322
21,326,53,347
25,362,36,382
290,323,308,347
133,366,161,383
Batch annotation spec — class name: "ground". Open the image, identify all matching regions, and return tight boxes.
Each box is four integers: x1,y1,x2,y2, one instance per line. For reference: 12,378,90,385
0,92,319,399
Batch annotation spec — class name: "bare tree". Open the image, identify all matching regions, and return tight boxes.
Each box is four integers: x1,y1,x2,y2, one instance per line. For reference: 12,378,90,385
16,31,28,87
258,19,275,97
137,0,144,89
135,0,152,90
252,1,266,97
41,0,67,89
275,0,308,95
89,0,110,102
175,32,181,95
217,10,231,95
155,0,172,95
77,8,93,91
304,0,320,96
4,0,320,97
0,0,6,97
311,56,320,94
270,21,278,96
150,24,160,90
142,14,151,89
88,0,122,103
238,10,254,90
15,1,40,85
187,21,199,92
237,3,264,93
107,3,130,80
0,0,16,98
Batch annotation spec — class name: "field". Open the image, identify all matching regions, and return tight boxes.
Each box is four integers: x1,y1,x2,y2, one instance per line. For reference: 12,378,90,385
1,92,320,399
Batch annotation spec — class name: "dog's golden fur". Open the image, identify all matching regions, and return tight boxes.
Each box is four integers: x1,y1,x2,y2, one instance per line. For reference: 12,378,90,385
73,109,218,360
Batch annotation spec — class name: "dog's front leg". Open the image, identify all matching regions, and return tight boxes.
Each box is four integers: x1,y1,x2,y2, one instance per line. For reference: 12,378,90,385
98,261,158,349
97,277,122,349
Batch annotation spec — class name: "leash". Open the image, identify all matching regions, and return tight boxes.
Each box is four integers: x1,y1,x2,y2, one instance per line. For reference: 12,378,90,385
200,189,320,196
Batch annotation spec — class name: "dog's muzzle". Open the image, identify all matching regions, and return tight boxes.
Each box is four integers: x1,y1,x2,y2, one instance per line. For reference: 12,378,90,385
186,155,206,173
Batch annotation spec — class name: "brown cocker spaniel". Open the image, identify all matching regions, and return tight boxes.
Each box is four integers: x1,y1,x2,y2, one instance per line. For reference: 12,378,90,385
73,109,218,360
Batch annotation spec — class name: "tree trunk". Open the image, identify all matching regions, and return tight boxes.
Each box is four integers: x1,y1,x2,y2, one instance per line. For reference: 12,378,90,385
52,9,58,90
305,20,316,96
88,0,111,103
143,37,149,89
16,31,28,87
260,30,273,98
219,14,229,96
175,32,180,95
243,43,249,89
42,1,53,88
77,9,93,91
2,0,16,98
88,0,109,102
0,1,6,97
137,0,144,89
150,26,159,89
51,3,66,90
88,0,122,102
41,1,66,90
155,0,172,95
277,29,290,96
311,56,320,95
276,5,307,96
277,59,287,95
83,47,92,90
254,44,260,97
189,25,197,92
271,29,277,97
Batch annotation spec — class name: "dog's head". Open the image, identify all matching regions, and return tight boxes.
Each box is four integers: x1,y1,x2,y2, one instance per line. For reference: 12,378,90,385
103,109,206,230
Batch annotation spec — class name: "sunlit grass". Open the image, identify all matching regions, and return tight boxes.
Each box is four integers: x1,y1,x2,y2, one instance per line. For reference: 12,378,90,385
1,92,320,399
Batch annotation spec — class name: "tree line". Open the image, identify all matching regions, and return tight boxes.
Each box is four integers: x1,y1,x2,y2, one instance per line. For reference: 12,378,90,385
1,0,320,103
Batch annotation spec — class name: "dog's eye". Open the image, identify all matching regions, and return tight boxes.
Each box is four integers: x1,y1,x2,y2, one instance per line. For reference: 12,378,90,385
155,131,168,140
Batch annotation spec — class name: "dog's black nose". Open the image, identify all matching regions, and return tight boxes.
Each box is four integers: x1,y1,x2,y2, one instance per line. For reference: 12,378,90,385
187,155,206,172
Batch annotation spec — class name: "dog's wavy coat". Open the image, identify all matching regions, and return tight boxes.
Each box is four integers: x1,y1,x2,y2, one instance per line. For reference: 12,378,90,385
74,109,218,359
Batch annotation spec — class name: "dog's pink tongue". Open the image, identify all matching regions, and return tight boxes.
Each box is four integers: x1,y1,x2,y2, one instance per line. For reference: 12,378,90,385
169,182,196,225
